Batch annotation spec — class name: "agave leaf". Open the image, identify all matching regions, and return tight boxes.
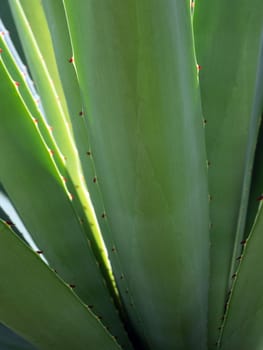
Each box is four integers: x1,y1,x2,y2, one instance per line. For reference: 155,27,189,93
9,0,110,268
8,0,77,177
41,0,108,237
194,0,263,344
0,323,36,350
8,0,70,125
7,0,118,323
64,1,210,349
41,0,130,323
244,113,263,238
219,202,263,349
0,23,62,155
0,0,26,63
0,57,133,348
0,220,120,350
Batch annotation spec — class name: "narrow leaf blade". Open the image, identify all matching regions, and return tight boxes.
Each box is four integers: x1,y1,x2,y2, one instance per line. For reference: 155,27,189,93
0,220,120,350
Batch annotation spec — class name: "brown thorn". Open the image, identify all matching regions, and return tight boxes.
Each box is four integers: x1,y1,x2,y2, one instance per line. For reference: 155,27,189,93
5,220,14,226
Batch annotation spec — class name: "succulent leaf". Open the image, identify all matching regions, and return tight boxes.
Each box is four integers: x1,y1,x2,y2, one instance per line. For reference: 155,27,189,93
63,1,210,348
219,203,263,349
194,0,263,344
0,220,120,350
0,56,133,348
9,0,112,275
0,323,36,350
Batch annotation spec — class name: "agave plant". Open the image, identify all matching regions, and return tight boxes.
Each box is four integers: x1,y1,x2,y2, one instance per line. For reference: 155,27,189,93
0,0,262,349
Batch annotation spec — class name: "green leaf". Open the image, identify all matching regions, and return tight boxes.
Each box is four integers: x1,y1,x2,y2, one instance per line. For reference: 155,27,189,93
0,56,132,348
0,220,120,350
9,0,111,270
8,0,70,125
41,0,124,320
0,323,36,350
64,1,210,348
219,203,263,349
0,0,26,63
244,113,263,238
194,0,263,344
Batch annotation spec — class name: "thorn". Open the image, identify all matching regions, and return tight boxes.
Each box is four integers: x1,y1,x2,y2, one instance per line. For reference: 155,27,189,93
120,274,124,280
232,273,237,279
101,213,106,218
69,284,76,289
88,305,94,309
240,239,247,245
111,246,116,252
197,64,202,71
93,177,97,183
68,57,74,63
236,255,242,261
36,250,43,254
5,220,14,226
98,316,102,320
33,118,38,124
79,111,84,116
208,194,213,201
203,119,207,126
68,193,74,201
61,176,67,183
14,81,20,87
257,195,263,201
48,125,53,132
0,48,2,54
86,151,91,156
48,149,54,156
